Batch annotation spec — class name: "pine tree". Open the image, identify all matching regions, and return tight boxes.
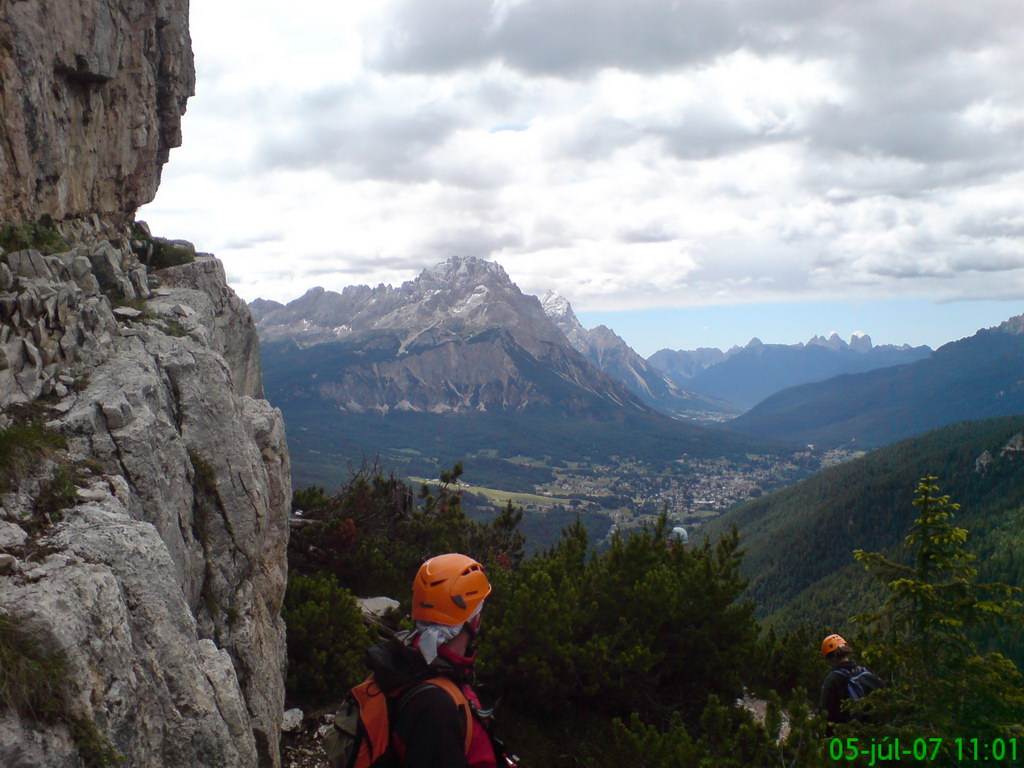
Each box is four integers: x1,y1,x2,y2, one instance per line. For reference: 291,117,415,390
288,461,525,598
850,477,1024,758
282,572,373,703
480,512,759,723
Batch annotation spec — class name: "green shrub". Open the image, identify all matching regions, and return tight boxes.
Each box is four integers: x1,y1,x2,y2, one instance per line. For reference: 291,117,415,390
0,422,67,492
283,572,373,704
0,613,122,766
149,238,195,270
161,319,189,337
288,462,525,602
0,219,68,255
27,465,81,533
479,513,757,726
187,448,217,496
0,611,71,721
129,223,196,271
70,718,124,767
851,477,1024,754
107,293,146,311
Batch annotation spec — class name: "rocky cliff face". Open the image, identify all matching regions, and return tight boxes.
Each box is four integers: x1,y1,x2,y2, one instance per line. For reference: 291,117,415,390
1,222,290,768
0,0,194,221
1,3,289,766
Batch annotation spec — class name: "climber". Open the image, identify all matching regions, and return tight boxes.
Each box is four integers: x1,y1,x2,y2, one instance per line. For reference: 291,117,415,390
818,633,884,735
331,553,515,768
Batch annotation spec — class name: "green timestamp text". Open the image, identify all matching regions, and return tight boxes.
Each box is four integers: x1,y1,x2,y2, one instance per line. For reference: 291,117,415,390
829,736,1019,764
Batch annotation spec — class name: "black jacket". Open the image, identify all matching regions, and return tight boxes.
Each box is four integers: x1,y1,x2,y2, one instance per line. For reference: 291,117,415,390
819,660,862,728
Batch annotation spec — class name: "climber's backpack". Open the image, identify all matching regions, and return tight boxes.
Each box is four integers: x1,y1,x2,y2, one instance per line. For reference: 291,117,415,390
323,674,473,768
834,665,885,701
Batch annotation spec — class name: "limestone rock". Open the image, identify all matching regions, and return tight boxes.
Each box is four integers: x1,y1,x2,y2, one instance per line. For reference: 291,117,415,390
1,4,288,765
358,596,400,619
1001,433,1024,456
0,219,290,768
154,256,266,398
0,0,195,221
0,498,259,767
282,708,304,733
0,521,27,549
112,306,142,320
976,450,993,474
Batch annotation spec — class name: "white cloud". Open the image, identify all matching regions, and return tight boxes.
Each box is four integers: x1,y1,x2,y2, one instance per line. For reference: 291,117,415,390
140,0,1024,319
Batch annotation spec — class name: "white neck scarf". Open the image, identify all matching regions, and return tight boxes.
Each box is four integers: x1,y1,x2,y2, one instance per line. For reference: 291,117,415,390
415,604,483,664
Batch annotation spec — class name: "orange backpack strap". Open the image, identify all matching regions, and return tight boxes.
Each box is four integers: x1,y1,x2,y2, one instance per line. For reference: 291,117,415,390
351,675,390,767
419,676,474,755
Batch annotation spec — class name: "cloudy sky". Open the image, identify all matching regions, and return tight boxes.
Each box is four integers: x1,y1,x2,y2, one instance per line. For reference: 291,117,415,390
140,0,1024,355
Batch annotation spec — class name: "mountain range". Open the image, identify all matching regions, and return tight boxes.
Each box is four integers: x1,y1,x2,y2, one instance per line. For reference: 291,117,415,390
253,257,934,423
728,314,1024,447
648,333,931,410
251,257,786,490
253,255,1024,486
253,257,650,419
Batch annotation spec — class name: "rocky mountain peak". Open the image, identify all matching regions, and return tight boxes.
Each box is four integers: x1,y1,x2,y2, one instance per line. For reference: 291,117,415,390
397,256,537,324
533,293,727,419
541,290,589,351
417,255,509,289
540,290,574,321
850,332,874,352
248,297,285,323
807,332,849,352
254,256,566,349
997,314,1024,335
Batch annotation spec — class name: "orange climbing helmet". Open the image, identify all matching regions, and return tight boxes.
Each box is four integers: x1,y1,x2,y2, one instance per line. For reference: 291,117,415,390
821,633,850,658
412,553,492,626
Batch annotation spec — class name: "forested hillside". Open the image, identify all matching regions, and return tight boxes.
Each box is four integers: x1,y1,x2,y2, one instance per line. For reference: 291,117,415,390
700,416,1024,655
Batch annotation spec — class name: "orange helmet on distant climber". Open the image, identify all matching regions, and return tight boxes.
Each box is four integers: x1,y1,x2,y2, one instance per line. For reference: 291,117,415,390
412,553,492,626
821,634,850,658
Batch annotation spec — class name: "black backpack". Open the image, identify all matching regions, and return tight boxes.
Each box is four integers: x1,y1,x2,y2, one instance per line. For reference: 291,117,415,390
323,675,472,768
835,665,885,700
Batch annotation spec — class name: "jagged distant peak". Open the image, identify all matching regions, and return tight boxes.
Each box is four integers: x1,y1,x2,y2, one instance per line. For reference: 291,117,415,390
997,314,1024,335
417,255,511,287
540,290,584,327
591,324,621,339
807,332,849,351
250,297,284,310
540,290,590,353
850,331,873,352
252,253,573,349
746,337,764,348
540,289,572,316
248,297,286,323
